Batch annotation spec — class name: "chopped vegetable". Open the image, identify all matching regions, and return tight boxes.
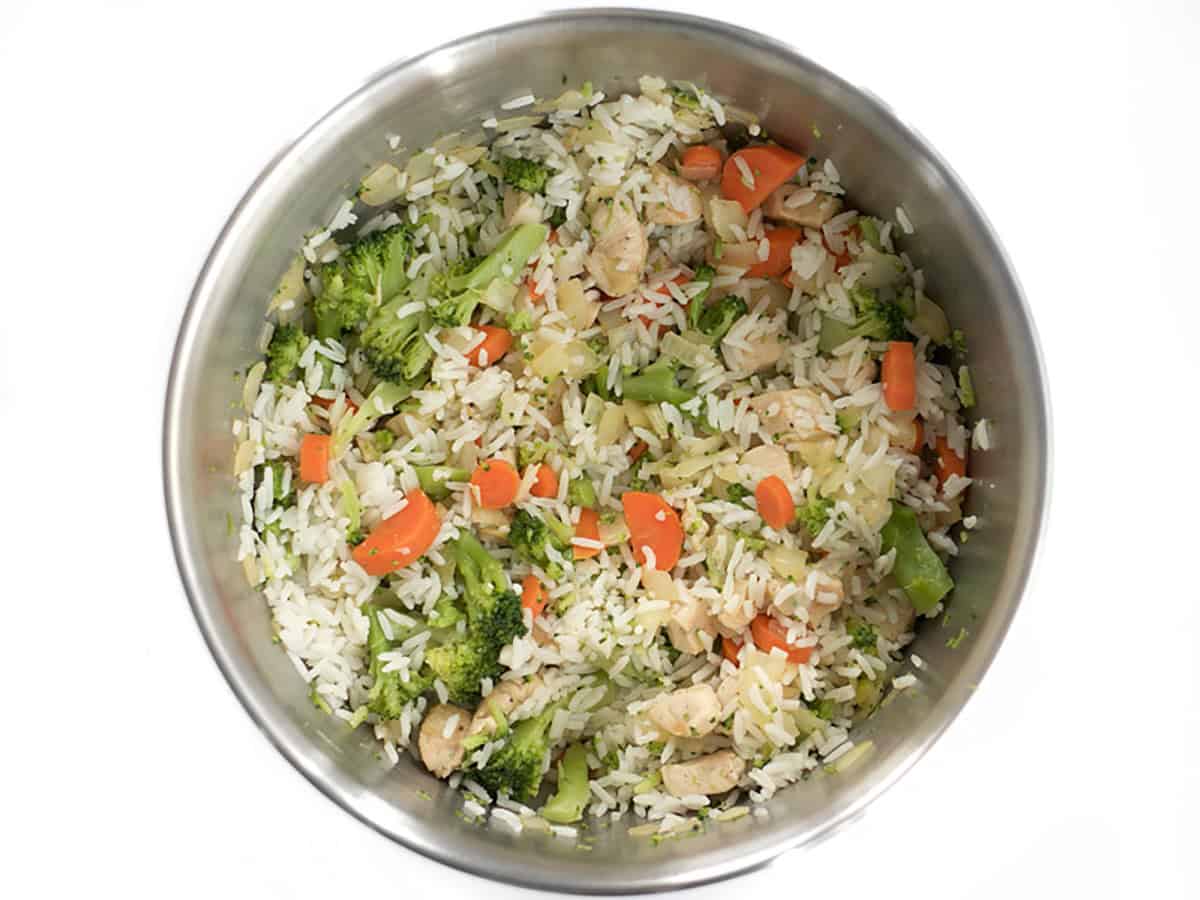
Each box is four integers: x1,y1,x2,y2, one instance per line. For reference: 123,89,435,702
934,436,967,485
622,492,683,571
332,381,410,457
500,157,551,194
721,636,742,666
509,508,572,578
471,458,521,508
298,434,331,483
750,614,813,664
314,224,413,340
746,227,802,278
881,341,916,412
721,145,807,212
529,464,559,499
796,496,833,537
364,604,431,718
696,296,747,345
540,742,590,824
679,144,723,181
957,365,976,408
414,465,470,501
755,475,795,529
520,574,548,618
265,324,310,383
818,289,908,353
628,441,649,462
573,507,602,559
622,356,695,406
351,489,441,576
567,477,597,508
466,325,513,367
879,502,954,614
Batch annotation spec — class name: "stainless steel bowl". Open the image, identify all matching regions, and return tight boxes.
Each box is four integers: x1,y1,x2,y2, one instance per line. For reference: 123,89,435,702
164,9,1049,892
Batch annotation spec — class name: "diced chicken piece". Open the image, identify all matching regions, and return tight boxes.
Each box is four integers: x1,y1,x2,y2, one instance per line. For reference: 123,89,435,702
648,684,723,738
644,166,704,225
702,193,749,242
748,388,828,442
585,199,647,296
666,587,718,656
418,703,470,778
763,185,842,228
503,187,542,228
467,675,543,740
471,505,511,541
721,331,783,374
707,239,759,269
661,750,746,797
740,444,794,486
717,593,757,633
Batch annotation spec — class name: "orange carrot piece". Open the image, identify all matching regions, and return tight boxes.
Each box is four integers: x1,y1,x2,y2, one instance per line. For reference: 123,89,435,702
746,227,802,278
621,491,684,571
298,434,331,484
466,325,513,367
911,419,925,453
470,458,521,509
526,275,544,302
311,394,358,415
628,441,649,462
520,573,548,618
882,341,916,412
721,636,742,667
935,435,968,485
720,145,807,212
529,464,559,499
679,145,723,181
573,507,602,560
755,475,796,530
750,614,814,664
351,489,441,576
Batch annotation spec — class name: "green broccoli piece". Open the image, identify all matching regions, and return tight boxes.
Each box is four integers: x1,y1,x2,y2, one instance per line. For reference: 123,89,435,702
731,529,768,553
880,502,954,614
259,460,294,506
509,508,572,579
425,531,526,704
313,225,413,340
517,440,554,469
957,365,976,409
835,408,863,434
567,477,597,509
621,356,695,406
686,265,717,331
818,288,908,353
726,483,752,504
540,742,590,824
413,465,470,501
332,381,413,457
585,363,612,401
668,86,702,111
471,697,567,801
359,294,435,384
857,217,884,251
848,619,878,651
428,224,550,327
811,698,837,721
506,309,535,334
696,295,747,345
547,205,567,229
373,430,395,455
364,605,432,719
796,497,834,537
427,594,465,630
949,329,968,355
500,157,551,194
264,324,310,383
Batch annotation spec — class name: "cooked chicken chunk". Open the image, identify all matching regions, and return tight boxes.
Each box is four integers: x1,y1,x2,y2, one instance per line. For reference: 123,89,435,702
467,675,543,740
747,388,828,442
644,166,703,225
503,187,542,228
585,199,647,296
418,704,470,778
661,750,746,797
763,184,842,228
667,588,718,656
648,684,722,738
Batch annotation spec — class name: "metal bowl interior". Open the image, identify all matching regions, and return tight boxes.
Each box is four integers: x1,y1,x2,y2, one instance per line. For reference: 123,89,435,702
164,9,1049,893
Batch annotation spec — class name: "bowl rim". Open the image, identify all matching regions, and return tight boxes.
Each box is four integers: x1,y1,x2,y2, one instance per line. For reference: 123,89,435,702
163,7,1052,893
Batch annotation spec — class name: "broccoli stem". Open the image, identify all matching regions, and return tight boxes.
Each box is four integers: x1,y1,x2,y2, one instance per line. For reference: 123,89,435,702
414,465,470,501
879,502,954,614
540,743,590,824
332,381,412,457
621,356,695,406
450,223,548,294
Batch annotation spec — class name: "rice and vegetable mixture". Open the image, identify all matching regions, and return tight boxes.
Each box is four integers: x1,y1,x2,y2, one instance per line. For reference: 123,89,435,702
233,75,988,837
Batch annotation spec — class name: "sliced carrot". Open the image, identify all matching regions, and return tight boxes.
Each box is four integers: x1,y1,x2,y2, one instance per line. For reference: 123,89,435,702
573,507,602,560
311,394,358,414
755,475,795,530
621,492,684,571
529,464,559,499
721,636,742,667
351,489,440,576
628,441,649,462
526,275,544,302
935,435,968,485
466,325,513,367
911,419,925,453
882,341,916,412
721,145,807,212
746,227,802,278
782,269,795,289
822,232,853,271
470,458,521,509
520,573,548,618
298,434,331,484
750,614,814,664
679,144,723,181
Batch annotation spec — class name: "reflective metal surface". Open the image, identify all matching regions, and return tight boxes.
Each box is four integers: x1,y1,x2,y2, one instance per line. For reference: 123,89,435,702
163,9,1050,893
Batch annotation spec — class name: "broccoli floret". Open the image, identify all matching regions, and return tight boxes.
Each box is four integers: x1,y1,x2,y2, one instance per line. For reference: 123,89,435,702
567,477,597,509
470,699,561,801
818,288,908,353
259,460,294,506
540,742,590,824
811,698,837,721
506,309,535,334
585,363,612,401
313,225,413,340
359,292,436,384
509,508,572,579
265,324,310,383
516,440,554,469
857,217,884,251
668,86,702,111
848,619,878,651
427,594,465,630
500,157,551,194
429,223,549,327
332,380,413,457
727,483,752,504
696,295,746,345
796,497,834,537
547,205,567,229
621,356,695,406
686,265,717,331
364,605,432,719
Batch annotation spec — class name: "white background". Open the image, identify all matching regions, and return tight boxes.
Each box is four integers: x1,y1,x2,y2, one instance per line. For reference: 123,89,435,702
3,1,1198,897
